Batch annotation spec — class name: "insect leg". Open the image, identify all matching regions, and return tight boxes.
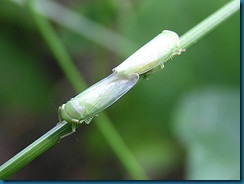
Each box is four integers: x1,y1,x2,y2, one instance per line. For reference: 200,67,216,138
141,63,164,79
84,117,93,124
59,123,77,140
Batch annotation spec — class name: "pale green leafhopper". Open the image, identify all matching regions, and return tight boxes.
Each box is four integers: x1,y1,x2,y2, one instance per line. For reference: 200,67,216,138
59,73,139,132
113,30,182,75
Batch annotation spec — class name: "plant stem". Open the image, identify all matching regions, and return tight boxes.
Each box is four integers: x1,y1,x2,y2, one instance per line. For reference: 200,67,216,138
27,1,86,92
180,0,240,49
0,0,239,180
7,0,148,180
1,1,149,180
8,0,138,57
0,121,72,179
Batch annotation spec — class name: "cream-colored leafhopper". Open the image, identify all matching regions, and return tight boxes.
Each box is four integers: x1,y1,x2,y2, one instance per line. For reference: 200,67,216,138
113,30,182,75
59,30,182,135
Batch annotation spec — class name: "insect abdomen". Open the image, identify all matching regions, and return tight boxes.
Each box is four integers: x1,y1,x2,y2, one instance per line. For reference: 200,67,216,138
112,30,180,75
59,73,139,124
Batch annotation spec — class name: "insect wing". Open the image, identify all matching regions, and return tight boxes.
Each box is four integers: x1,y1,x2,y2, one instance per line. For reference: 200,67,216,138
73,73,139,116
113,30,180,75
93,73,139,112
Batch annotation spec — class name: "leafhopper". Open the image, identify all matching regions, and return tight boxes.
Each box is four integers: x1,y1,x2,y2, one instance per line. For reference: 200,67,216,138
113,30,182,75
59,73,139,132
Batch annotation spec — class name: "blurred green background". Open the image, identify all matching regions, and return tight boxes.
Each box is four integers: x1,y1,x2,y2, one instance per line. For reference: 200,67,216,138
0,0,240,180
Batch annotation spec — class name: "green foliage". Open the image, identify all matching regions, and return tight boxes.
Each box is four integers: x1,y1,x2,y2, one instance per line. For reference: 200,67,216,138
0,0,239,180
172,87,240,179
0,32,52,113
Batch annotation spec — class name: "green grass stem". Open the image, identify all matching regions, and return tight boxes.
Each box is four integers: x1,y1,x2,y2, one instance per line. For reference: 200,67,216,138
0,121,72,179
0,0,239,180
180,0,239,49
26,0,149,180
